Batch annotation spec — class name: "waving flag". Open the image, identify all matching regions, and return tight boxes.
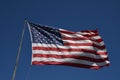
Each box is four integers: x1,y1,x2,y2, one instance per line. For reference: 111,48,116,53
28,22,110,70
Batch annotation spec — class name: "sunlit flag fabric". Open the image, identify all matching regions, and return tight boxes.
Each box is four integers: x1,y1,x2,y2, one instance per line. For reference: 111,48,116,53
28,22,110,70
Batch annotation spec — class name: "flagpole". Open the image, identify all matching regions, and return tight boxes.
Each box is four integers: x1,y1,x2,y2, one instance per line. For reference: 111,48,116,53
11,19,27,80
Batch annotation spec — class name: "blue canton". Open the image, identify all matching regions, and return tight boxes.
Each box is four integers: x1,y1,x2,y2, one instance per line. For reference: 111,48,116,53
29,23,63,45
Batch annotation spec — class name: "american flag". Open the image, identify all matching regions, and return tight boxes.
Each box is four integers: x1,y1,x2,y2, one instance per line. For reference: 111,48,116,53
28,22,110,70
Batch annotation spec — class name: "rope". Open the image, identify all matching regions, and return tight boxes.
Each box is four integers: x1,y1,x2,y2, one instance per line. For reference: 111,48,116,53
11,19,27,80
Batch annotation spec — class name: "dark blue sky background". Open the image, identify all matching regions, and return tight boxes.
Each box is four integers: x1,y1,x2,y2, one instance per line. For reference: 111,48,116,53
0,0,120,80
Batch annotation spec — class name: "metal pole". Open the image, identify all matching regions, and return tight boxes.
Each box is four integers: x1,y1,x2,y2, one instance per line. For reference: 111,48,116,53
11,19,27,80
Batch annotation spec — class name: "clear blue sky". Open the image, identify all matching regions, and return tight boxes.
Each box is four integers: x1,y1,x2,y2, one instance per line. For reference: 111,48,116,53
0,0,120,80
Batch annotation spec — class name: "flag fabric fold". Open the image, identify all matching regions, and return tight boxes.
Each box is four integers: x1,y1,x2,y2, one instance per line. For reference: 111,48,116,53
27,22,110,70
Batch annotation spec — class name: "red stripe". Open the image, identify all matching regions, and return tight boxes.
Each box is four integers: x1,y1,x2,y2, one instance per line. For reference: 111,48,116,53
81,30,98,33
64,43,105,49
64,43,93,46
82,34,99,37
60,30,76,34
32,61,109,70
62,36,103,42
62,36,88,40
33,54,109,62
60,30,99,37
93,44,105,49
32,46,107,55
92,38,103,42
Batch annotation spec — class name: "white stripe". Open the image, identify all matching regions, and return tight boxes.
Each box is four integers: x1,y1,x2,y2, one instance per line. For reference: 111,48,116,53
61,32,99,38
32,43,95,49
60,29,97,35
32,50,108,59
93,41,105,46
63,39,105,46
61,31,102,40
61,33,84,37
32,43,106,52
32,57,110,66
77,32,97,35
63,39,92,43
92,36,101,39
